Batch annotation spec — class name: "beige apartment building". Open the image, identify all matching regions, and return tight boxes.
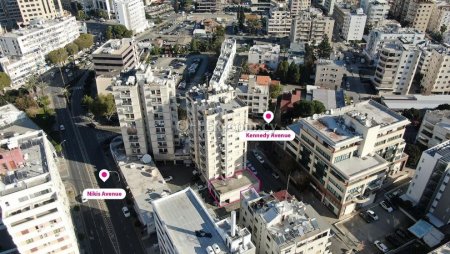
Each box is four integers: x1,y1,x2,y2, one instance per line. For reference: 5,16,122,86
416,110,450,148
92,38,139,77
0,0,63,27
236,75,271,117
239,188,331,254
405,0,436,33
428,1,450,33
283,100,410,217
289,0,311,15
290,7,334,46
267,7,292,37
314,59,345,89
421,44,450,95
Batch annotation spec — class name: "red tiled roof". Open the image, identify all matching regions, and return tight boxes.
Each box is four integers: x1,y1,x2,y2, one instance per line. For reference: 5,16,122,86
0,148,24,175
280,89,301,111
273,190,292,201
256,75,271,86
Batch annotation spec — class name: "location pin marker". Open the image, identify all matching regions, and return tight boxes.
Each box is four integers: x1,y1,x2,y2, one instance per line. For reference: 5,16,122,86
263,111,274,124
99,169,110,182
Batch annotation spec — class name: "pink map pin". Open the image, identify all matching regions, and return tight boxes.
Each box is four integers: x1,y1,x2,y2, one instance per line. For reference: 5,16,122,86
263,111,274,124
99,169,110,182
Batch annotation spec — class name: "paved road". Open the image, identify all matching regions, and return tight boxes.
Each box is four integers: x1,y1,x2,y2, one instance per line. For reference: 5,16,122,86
48,69,145,254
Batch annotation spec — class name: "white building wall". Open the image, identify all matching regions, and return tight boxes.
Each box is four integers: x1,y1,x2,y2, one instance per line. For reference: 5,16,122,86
114,0,148,34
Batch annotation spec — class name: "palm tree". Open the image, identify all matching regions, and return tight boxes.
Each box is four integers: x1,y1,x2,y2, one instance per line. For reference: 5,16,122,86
24,74,39,95
36,81,48,98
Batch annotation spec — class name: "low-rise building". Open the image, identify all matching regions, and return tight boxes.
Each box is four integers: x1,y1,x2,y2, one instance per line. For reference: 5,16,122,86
239,188,331,254
420,44,450,95
405,141,450,227
287,42,306,65
280,89,301,112
310,88,346,110
290,8,334,46
333,5,367,42
314,59,345,89
248,44,280,70
92,38,139,77
416,110,450,148
283,100,410,217
236,75,271,117
0,53,47,88
152,187,256,254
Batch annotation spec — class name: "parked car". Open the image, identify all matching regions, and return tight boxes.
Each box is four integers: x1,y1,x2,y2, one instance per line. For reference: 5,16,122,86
366,210,379,221
272,172,280,179
122,207,131,217
395,229,410,240
59,124,65,131
256,155,264,164
197,185,207,191
359,212,373,223
195,230,212,238
164,176,173,182
374,240,389,253
380,200,394,213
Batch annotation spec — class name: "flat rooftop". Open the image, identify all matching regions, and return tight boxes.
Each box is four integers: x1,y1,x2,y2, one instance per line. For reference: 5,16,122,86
151,188,228,252
382,95,450,110
113,64,177,88
311,89,345,110
2,16,75,38
334,154,388,180
93,38,134,55
425,140,450,162
210,169,259,195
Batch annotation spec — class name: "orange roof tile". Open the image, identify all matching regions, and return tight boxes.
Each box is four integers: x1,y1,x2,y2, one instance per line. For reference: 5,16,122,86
256,75,271,86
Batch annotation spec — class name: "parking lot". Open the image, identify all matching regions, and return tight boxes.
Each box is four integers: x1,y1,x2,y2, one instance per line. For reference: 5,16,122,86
337,203,415,253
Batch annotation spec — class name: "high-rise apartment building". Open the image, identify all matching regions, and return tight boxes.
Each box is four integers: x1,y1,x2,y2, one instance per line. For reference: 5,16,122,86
114,0,148,34
239,188,331,254
112,63,183,162
324,0,343,15
428,1,450,33
405,0,436,33
416,110,450,148
236,75,271,117
92,38,139,77
289,0,311,15
267,5,292,37
333,5,367,42
283,100,410,217
0,0,63,28
152,188,256,254
0,104,79,254
406,141,450,226
290,7,334,46
420,44,450,95
0,53,46,88
372,38,422,95
360,0,390,27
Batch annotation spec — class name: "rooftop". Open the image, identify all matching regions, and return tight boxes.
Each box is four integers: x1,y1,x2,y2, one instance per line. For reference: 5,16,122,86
1,16,75,38
316,59,345,67
382,95,450,110
334,153,388,180
93,38,135,55
425,140,450,161
236,75,271,94
210,39,236,87
311,89,345,110
151,188,228,253
113,64,176,88
210,169,259,195
249,44,280,54
423,110,450,125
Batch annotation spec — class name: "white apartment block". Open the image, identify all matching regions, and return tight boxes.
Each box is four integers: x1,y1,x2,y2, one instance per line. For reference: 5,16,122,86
333,5,367,42
428,1,450,33
418,42,442,74
236,75,270,117
0,16,80,57
405,141,450,226
248,44,280,70
210,39,236,87
421,44,450,95
416,110,450,148
361,0,390,27
324,0,343,15
239,188,331,254
0,104,79,254
186,86,248,180
267,6,292,37
0,53,47,88
0,0,63,27
290,8,334,46
314,59,345,89
364,23,425,62
372,38,422,95
283,100,410,217
152,188,256,254
112,64,182,162
92,0,114,18
114,0,148,34
289,0,311,15
405,0,436,33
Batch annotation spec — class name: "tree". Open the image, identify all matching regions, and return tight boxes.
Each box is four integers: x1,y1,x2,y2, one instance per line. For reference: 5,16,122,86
440,24,447,34
47,48,68,65
190,39,199,52
287,61,300,84
311,100,326,114
74,34,94,50
108,25,133,39
242,63,250,74
405,144,422,167
65,43,79,56
269,83,282,99
0,72,11,90
317,35,332,59
402,108,420,121
150,45,161,55
82,95,94,108
86,94,116,120
293,100,314,118
105,26,113,40
435,104,450,110
76,10,87,20
276,60,289,83
237,7,245,30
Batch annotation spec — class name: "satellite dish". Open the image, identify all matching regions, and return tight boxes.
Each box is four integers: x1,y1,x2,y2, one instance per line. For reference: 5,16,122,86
141,154,152,164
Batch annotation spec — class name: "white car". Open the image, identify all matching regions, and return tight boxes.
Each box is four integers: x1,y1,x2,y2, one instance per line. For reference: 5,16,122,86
59,124,65,131
256,155,264,164
374,240,389,253
122,207,131,218
164,176,173,182
366,210,379,221
81,194,88,203
380,201,394,213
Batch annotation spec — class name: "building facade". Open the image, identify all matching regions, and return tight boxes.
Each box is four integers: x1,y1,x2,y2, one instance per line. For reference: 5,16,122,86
236,75,270,117
405,0,436,33
92,38,139,76
428,1,450,33
283,100,410,217
239,188,331,254
0,53,47,88
267,6,292,37
314,59,345,89
248,44,280,70
210,39,236,87
0,104,79,254
324,0,343,15
0,0,63,28
114,0,148,34
361,0,390,27
112,64,183,162
290,8,334,46
372,38,422,95
416,110,450,148
420,44,450,95
406,141,450,226
289,0,311,15
333,5,367,42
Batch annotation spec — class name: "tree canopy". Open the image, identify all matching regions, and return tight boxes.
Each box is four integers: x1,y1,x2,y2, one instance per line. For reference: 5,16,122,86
65,43,79,56
47,48,68,65
106,25,133,39
0,72,11,90
317,35,332,59
74,34,94,50
83,94,116,120
405,144,422,168
435,104,450,110
293,100,326,118
269,83,283,99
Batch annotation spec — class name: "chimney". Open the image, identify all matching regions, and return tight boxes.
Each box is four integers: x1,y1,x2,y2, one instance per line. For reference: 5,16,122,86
231,210,236,237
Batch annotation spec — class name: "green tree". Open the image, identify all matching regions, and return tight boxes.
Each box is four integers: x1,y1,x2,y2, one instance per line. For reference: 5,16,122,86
190,39,199,52
98,10,108,19
105,26,113,40
76,10,87,20
88,94,116,120
109,25,133,39
237,7,245,30
317,35,332,59
402,108,420,121
65,43,79,56
82,95,94,108
287,61,300,84
74,34,94,50
440,24,447,34
242,63,250,74
269,83,283,99
293,100,314,118
276,60,289,82
435,104,450,110
0,72,11,90
47,48,68,65
150,45,161,55
311,100,326,114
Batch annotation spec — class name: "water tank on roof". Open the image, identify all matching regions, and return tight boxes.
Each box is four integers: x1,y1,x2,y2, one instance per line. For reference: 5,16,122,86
212,244,221,254
141,154,152,164
206,246,215,254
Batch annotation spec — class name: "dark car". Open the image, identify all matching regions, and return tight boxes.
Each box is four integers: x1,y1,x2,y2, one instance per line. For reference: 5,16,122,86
359,212,373,223
195,230,212,238
395,229,411,240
